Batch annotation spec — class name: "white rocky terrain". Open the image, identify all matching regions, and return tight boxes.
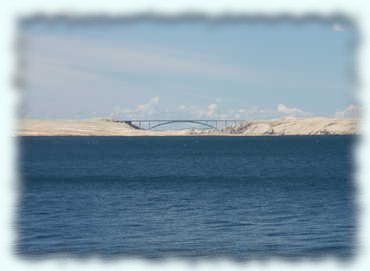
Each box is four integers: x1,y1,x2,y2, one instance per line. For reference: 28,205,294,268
191,117,358,136
18,117,358,136
18,118,189,136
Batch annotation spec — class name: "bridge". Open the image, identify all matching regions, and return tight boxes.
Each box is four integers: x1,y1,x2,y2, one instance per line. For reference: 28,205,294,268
114,119,246,130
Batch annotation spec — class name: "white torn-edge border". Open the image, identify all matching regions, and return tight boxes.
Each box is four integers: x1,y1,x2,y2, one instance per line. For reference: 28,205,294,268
0,0,369,270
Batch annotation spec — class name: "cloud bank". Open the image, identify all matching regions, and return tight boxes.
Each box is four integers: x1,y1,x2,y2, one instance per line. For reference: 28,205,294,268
335,104,360,118
112,98,320,121
332,23,348,32
276,104,311,117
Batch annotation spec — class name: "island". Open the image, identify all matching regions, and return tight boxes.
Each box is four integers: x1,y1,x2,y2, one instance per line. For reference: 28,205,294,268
18,117,358,136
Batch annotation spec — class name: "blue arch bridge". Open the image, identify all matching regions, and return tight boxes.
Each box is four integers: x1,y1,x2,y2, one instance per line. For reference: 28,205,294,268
115,119,246,130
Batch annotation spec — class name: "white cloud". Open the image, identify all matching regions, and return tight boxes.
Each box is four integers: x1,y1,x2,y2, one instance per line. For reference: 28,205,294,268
136,96,160,114
178,105,187,111
114,101,312,121
112,96,161,118
335,104,360,118
277,104,305,115
332,23,348,32
176,103,219,119
206,104,218,117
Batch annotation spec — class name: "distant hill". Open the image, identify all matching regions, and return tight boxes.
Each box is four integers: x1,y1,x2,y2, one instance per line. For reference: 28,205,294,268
18,117,358,136
190,117,358,136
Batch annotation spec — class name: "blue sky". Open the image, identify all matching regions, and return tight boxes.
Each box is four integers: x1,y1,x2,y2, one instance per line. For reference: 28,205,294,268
20,18,358,119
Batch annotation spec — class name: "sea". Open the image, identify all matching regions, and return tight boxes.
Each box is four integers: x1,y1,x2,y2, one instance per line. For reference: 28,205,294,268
17,136,356,260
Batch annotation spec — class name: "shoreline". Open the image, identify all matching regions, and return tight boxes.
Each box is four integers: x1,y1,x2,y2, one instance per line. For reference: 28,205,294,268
17,133,356,137
17,117,358,137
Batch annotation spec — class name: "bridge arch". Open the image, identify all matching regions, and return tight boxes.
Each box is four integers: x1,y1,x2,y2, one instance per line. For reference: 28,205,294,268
149,120,216,130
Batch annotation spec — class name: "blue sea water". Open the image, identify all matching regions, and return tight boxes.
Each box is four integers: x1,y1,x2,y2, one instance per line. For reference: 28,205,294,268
17,136,355,260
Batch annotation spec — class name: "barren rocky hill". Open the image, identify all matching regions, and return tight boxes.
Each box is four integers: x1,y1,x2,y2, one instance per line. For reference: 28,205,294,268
18,117,358,136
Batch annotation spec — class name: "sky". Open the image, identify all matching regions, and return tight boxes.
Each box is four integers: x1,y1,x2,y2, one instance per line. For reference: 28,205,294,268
19,18,359,120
